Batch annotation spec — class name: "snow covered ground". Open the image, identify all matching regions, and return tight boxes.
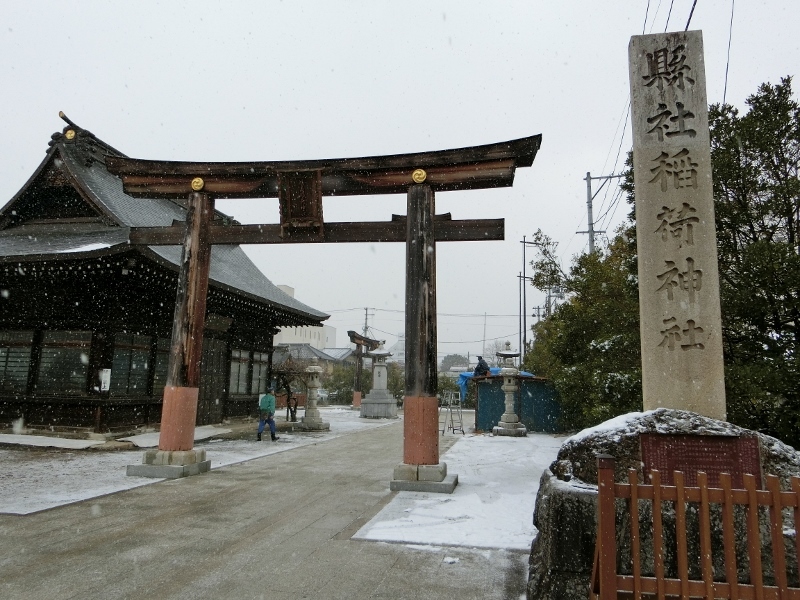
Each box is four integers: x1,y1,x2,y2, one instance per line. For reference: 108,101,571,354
0,407,565,554
354,432,564,550
0,407,395,515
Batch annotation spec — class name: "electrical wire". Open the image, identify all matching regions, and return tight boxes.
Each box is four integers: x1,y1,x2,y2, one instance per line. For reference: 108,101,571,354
664,0,676,31
367,324,517,347
596,184,625,230
589,0,658,249
597,185,627,234
723,0,735,104
648,0,664,33
685,0,698,31
438,331,521,345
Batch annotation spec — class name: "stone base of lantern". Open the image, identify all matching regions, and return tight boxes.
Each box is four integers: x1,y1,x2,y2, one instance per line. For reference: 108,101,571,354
492,421,528,437
360,389,398,419
389,462,458,493
296,410,330,431
126,448,211,479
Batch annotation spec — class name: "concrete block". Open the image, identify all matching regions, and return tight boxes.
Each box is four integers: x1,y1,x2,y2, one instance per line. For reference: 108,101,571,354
295,420,330,432
360,396,398,419
417,462,447,482
142,448,207,466
493,424,528,437
131,448,210,479
126,460,210,479
392,463,418,481
389,474,458,494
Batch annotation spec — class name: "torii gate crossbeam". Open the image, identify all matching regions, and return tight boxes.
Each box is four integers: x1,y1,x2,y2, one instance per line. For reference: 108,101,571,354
108,134,542,490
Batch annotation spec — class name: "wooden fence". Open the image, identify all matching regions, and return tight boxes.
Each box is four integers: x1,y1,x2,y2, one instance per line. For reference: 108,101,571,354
590,455,800,599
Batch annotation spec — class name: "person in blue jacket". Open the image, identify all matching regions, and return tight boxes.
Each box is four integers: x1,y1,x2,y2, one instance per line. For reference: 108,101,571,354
257,387,279,441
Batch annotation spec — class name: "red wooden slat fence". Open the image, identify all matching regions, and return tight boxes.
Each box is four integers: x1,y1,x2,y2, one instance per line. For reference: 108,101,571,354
590,455,800,599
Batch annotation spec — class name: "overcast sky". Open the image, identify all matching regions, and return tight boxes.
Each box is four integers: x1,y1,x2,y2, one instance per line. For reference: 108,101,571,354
2,1,797,359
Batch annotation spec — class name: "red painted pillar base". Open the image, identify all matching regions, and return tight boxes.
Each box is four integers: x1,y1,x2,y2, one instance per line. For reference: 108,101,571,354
403,396,439,465
390,396,457,493
158,386,199,451
352,391,362,407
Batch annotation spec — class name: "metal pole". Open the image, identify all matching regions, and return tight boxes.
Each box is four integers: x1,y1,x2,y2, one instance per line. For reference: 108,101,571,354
578,172,621,253
518,271,522,363
522,236,527,361
586,172,595,253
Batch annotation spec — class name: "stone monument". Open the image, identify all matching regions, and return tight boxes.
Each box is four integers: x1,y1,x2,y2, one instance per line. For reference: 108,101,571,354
360,343,398,419
492,342,527,437
297,357,330,431
629,30,726,420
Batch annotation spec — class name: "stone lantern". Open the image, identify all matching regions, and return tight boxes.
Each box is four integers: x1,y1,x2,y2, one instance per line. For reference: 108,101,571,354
299,357,330,431
360,343,397,418
492,341,527,437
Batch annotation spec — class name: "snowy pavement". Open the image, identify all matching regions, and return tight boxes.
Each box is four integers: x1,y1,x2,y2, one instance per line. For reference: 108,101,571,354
0,407,395,515
0,407,566,554
355,432,564,550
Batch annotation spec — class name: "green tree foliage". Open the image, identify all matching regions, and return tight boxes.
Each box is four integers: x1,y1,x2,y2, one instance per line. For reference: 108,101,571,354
387,362,404,401
324,362,371,405
439,354,469,373
523,226,642,429
524,77,800,445
710,77,800,444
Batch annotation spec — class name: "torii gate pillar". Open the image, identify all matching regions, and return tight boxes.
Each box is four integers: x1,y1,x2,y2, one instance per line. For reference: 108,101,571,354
391,181,458,493
127,190,213,478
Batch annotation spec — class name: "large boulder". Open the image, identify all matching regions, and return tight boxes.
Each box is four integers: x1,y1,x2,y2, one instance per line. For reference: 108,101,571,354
527,409,800,600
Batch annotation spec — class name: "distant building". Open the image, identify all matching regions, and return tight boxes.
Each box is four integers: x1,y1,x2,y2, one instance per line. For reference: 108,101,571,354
272,285,336,350
277,343,351,375
386,334,405,366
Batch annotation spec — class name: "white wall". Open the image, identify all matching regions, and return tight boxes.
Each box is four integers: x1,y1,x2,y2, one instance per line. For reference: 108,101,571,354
274,285,336,350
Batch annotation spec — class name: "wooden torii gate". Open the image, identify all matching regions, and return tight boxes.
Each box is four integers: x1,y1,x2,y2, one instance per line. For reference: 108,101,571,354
347,330,381,406
109,135,541,488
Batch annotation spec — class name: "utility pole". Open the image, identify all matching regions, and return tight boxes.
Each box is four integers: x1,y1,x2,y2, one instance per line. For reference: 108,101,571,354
520,237,537,362
577,172,623,253
362,307,374,337
517,272,534,360
482,312,487,357
532,306,543,322
518,271,522,363
545,287,561,317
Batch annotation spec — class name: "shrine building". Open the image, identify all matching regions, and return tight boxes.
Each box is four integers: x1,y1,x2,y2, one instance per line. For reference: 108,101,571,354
0,122,328,432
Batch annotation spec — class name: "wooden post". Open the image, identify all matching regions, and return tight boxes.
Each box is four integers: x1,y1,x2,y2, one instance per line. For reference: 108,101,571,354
403,183,438,466
159,191,214,452
354,342,363,398
596,455,617,600
266,328,276,387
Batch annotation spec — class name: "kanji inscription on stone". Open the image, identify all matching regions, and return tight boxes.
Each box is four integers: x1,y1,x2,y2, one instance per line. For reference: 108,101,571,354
640,433,762,489
630,30,726,419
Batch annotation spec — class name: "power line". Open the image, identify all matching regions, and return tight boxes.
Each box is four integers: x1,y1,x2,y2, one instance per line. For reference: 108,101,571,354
596,185,626,234
325,307,520,319
685,0,698,31
368,324,517,347
723,0,735,104
648,0,664,33
664,0,676,31
439,331,520,345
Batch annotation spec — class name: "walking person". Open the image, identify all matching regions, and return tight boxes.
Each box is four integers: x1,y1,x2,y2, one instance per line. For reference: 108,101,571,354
257,387,280,441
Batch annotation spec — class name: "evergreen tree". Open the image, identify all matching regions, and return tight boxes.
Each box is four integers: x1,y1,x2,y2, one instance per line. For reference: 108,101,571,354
524,77,800,445
710,77,800,444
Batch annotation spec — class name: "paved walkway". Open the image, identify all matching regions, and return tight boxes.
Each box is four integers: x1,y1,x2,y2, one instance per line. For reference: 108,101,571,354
0,418,530,600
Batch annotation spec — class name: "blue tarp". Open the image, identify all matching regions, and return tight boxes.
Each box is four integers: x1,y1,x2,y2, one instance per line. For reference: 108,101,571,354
456,367,536,401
